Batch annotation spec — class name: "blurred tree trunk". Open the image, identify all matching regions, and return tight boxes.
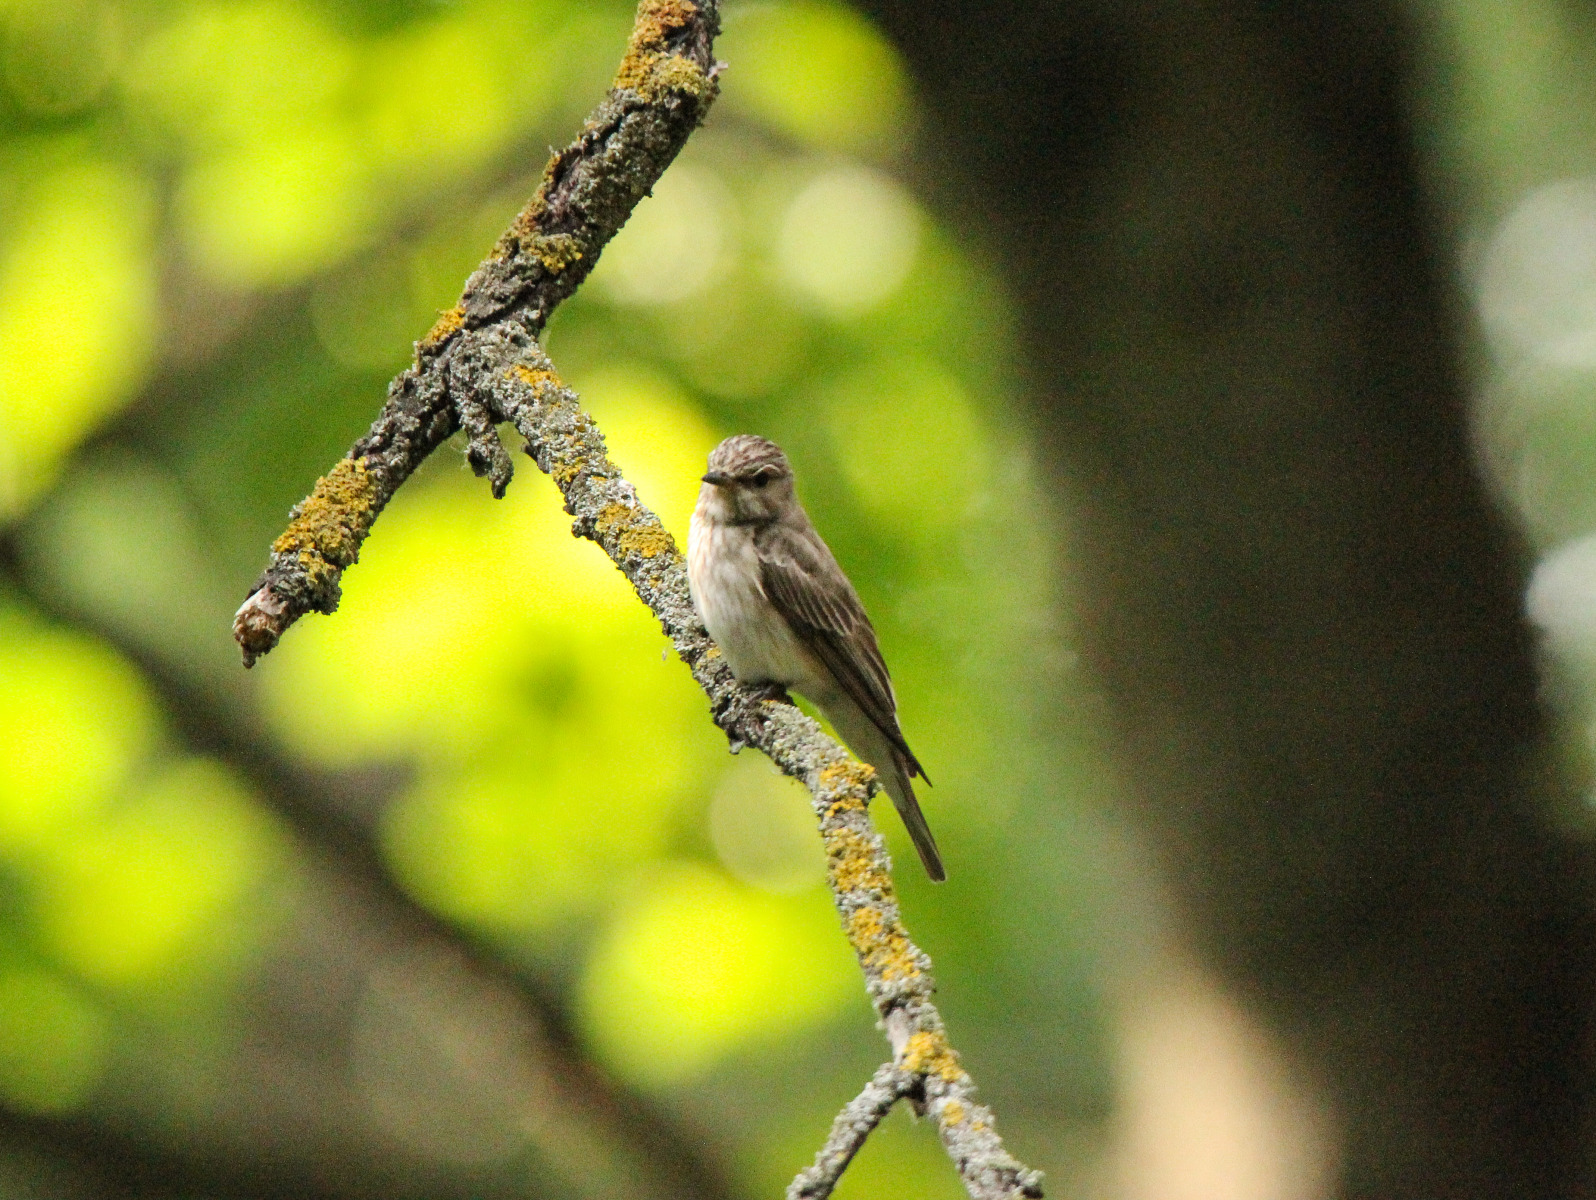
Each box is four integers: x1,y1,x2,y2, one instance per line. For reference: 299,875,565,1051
862,1,1596,1196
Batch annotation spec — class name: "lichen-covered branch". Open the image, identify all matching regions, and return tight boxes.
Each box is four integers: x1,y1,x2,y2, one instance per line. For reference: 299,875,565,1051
788,1063,914,1200
233,2,1042,1196
233,0,721,665
496,347,1042,1199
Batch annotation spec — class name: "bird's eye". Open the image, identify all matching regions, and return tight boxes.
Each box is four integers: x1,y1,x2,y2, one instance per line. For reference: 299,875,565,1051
750,474,770,488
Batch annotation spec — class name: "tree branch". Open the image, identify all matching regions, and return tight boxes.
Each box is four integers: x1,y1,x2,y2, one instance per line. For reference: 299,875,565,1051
233,0,722,664
787,1063,914,1200
232,1,1043,1195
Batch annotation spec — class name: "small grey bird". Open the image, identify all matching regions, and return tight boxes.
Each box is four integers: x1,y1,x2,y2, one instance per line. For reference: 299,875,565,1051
688,434,944,881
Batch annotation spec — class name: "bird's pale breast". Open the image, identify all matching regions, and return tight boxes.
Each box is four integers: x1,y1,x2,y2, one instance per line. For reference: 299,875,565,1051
688,510,829,694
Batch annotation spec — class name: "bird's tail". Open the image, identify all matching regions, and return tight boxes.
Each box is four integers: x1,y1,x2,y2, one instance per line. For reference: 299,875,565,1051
884,758,945,883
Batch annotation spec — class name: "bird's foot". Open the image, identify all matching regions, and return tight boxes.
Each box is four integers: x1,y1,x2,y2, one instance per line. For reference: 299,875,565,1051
717,682,793,755
748,681,794,706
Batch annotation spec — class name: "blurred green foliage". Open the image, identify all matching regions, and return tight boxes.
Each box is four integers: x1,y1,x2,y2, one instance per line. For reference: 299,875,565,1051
0,0,1111,1194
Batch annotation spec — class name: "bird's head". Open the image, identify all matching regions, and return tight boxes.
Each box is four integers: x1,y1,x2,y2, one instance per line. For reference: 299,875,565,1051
699,434,797,525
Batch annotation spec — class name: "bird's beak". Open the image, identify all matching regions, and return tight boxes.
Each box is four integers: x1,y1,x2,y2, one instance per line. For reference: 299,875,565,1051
701,471,732,486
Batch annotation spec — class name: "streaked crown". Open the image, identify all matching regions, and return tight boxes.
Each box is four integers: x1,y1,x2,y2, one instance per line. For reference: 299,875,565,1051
706,434,792,480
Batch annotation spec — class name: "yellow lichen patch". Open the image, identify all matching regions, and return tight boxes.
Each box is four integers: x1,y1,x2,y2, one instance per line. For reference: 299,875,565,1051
594,502,633,537
529,233,583,274
618,523,677,560
551,457,583,488
419,305,464,352
828,827,890,895
941,1099,966,1126
818,758,874,799
592,502,672,559
497,155,596,264
512,363,561,394
612,49,661,92
653,54,711,96
846,904,885,952
612,0,715,102
844,904,919,983
497,208,539,261
902,1030,963,1083
630,0,699,51
824,797,862,822
614,50,711,101
497,166,561,261
272,458,378,571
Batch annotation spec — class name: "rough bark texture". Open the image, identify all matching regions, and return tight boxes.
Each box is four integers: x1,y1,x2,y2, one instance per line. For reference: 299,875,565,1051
788,1064,912,1200
233,0,723,665
859,1,1596,1197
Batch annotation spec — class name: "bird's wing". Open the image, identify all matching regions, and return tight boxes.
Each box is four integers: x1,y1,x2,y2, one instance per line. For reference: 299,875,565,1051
756,522,926,779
